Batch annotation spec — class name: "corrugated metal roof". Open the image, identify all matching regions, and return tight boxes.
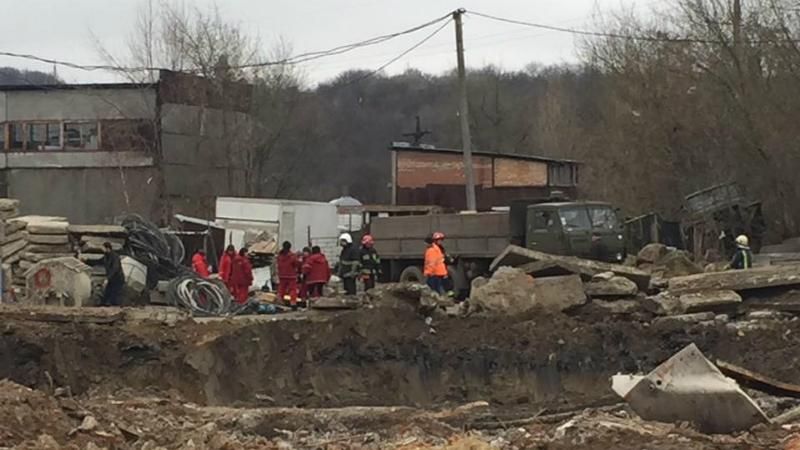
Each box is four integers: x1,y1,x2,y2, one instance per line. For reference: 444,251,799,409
389,142,580,164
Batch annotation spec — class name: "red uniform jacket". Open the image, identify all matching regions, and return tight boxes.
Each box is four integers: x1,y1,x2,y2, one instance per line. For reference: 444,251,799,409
230,254,253,287
191,252,210,278
302,253,331,284
219,252,234,284
276,251,300,279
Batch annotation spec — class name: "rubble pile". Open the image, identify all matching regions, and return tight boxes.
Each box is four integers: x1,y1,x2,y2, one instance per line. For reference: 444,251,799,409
484,244,800,328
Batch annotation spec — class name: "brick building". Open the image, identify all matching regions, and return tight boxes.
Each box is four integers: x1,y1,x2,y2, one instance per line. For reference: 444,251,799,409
390,143,579,211
0,70,252,224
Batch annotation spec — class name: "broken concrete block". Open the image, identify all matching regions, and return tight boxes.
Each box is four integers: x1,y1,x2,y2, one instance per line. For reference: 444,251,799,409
584,276,639,297
636,243,668,265
611,343,768,433
590,299,641,315
470,267,536,315
652,312,715,327
591,271,616,282
532,274,587,313
668,265,800,294
491,245,651,289
652,250,703,279
642,292,683,316
678,290,741,313
470,276,489,291
27,234,69,245
0,199,20,211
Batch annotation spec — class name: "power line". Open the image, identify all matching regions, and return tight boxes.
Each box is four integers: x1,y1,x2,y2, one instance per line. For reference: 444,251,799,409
466,9,800,45
0,12,454,74
334,17,453,87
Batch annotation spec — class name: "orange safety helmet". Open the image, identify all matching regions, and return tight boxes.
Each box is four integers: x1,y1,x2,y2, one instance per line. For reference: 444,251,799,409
432,231,445,241
361,234,374,246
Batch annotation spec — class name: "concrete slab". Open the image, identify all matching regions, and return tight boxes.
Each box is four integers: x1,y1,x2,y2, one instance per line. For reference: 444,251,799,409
532,274,587,313
585,276,639,297
678,290,741,313
668,265,800,294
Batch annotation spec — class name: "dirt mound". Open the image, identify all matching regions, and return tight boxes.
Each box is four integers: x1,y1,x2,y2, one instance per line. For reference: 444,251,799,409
0,380,75,446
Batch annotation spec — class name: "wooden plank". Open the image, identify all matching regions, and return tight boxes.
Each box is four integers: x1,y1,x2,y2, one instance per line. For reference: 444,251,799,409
491,245,650,289
668,265,800,294
716,360,800,399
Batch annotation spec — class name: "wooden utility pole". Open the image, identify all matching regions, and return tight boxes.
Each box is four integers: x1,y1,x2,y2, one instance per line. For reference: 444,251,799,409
453,8,477,212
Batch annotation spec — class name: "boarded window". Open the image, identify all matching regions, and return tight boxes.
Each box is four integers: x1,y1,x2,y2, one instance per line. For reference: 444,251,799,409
9,123,24,150
29,123,61,150
64,122,99,150
548,163,578,187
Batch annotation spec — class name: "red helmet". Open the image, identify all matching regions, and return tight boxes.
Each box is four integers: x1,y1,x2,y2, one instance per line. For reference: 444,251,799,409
432,232,445,241
361,234,374,246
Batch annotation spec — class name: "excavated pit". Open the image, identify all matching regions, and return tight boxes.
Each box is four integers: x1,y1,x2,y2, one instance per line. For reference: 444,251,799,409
1,305,800,413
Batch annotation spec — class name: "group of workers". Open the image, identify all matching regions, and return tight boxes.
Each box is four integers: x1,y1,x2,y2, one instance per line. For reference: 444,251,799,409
275,242,332,310
190,246,254,304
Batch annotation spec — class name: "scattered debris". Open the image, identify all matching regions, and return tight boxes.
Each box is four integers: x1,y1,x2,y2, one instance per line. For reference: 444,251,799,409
717,360,800,399
612,343,768,433
668,264,800,294
491,245,651,289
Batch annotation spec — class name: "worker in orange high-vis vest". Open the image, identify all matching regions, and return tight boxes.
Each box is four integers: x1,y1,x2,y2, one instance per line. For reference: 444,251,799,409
424,232,448,295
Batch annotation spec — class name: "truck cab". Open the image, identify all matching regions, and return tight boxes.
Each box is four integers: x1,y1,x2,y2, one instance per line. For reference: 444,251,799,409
520,202,626,263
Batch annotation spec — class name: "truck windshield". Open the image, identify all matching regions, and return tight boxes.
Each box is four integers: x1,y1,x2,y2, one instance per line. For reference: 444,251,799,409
589,206,619,230
559,207,592,231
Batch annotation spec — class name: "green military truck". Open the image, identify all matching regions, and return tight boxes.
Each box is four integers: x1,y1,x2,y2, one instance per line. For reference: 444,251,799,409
371,199,626,294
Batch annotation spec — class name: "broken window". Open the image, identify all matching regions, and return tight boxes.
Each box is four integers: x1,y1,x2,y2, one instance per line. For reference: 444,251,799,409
101,119,156,152
559,207,592,231
589,207,620,230
549,163,578,187
9,123,24,150
63,122,99,150
0,123,5,150
29,123,61,150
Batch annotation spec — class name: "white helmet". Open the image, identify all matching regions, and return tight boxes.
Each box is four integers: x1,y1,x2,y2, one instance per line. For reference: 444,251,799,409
735,235,749,247
339,233,353,244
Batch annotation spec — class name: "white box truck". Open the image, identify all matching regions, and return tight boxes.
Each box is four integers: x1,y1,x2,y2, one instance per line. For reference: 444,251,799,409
215,197,341,263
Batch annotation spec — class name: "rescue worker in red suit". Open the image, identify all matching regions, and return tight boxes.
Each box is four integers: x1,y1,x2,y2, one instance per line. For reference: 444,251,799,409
218,245,236,292
191,248,211,278
276,241,301,310
302,245,331,298
230,248,253,304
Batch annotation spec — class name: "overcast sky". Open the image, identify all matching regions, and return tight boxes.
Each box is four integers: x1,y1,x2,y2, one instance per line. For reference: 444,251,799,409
0,0,655,85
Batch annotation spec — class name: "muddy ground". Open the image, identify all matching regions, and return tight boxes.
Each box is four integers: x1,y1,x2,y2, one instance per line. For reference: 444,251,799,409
1,299,800,449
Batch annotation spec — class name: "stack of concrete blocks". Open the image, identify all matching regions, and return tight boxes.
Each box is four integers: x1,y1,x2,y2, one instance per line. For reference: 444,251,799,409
0,199,26,302
69,225,129,298
25,257,93,307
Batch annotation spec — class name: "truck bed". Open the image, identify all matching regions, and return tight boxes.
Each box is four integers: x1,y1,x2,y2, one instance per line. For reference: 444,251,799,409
371,212,510,259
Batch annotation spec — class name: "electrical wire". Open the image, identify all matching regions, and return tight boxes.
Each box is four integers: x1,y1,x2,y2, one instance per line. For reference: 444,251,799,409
466,10,800,45
166,274,244,317
0,12,453,74
335,17,453,87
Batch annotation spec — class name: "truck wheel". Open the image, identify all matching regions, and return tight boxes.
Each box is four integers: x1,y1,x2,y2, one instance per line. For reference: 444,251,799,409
399,266,424,284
